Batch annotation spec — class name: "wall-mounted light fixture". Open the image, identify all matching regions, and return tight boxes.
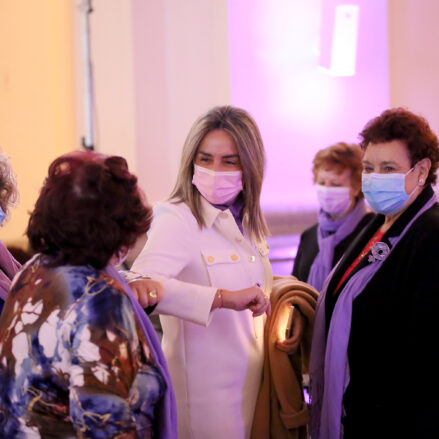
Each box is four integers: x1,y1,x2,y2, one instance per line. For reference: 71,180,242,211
319,4,359,76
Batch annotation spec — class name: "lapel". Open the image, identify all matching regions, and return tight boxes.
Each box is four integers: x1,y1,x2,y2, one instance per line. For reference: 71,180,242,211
326,214,382,296
200,197,273,292
201,197,258,255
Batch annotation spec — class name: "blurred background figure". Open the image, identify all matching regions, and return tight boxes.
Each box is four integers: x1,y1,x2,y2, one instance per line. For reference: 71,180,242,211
292,142,374,291
0,153,21,315
130,106,271,439
0,151,177,438
310,108,439,439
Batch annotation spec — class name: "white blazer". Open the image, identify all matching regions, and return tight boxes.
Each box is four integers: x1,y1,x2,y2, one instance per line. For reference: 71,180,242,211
132,198,272,439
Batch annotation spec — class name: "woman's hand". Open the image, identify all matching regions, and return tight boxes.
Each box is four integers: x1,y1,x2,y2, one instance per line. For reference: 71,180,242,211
129,279,164,308
220,286,271,317
276,309,306,354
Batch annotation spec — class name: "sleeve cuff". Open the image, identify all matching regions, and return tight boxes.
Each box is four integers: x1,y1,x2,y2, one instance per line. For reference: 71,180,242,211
155,278,217,326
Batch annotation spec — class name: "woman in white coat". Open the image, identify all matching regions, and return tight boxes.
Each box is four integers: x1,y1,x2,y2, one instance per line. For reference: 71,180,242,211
130,105,273,439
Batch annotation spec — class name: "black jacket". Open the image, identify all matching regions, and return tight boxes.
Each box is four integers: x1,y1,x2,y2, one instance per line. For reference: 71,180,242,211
325,186,439,439
291,212,374,282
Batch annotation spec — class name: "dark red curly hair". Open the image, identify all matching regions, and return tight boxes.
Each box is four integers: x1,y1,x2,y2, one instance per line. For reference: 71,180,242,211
27,151,152,269
359,107,439,185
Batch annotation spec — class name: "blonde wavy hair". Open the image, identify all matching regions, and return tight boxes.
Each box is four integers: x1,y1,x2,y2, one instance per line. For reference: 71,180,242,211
0,153,18,223
170,105,269,241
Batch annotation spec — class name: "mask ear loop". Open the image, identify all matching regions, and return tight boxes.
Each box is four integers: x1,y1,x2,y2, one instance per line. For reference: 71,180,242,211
405,163,417,176
405,162,424,198
408,161,427,186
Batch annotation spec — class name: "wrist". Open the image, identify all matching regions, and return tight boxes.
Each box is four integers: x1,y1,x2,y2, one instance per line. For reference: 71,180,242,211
123,270,151,284
216,289,224,308
213,289,229,310
220,289,234,309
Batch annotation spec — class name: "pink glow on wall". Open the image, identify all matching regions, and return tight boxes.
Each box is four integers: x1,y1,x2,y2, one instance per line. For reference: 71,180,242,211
228,0,389,212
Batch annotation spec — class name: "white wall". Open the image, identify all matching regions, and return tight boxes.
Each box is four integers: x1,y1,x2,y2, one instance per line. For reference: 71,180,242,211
73,1,137,174
389,0,439,135
132,0,231,203
74,0,231,204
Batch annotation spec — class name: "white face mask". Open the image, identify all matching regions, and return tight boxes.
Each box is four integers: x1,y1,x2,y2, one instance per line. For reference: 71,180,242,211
192,164,243,205
316,185,352,216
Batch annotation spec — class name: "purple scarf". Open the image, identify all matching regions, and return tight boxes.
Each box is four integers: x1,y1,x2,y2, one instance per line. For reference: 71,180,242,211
0,240,21,301
212,193,244,233
309,193,437,439
307,200,367,292
105,265,178,439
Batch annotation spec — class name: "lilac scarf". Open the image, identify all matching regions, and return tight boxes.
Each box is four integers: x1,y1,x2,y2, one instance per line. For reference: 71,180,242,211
0,240,21,301
105,265,178,439
307,200,367,292
309,193,437,439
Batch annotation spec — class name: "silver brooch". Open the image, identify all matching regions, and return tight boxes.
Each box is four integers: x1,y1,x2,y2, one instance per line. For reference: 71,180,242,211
368,241,390,263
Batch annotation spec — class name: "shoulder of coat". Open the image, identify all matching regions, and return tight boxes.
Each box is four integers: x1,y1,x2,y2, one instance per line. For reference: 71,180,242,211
301,223,318,239
153,200,198,227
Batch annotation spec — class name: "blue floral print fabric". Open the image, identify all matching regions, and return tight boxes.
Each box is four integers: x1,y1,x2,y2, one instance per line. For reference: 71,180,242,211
0,255,164,438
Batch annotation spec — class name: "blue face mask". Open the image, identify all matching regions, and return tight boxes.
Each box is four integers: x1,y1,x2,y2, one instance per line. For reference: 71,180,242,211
361,167,416,215
0,206,5,225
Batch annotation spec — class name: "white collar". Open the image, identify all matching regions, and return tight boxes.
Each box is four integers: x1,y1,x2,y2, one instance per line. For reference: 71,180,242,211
200,196,226,228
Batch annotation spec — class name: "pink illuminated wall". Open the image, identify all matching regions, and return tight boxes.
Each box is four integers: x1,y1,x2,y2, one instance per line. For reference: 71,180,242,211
228,0,390,212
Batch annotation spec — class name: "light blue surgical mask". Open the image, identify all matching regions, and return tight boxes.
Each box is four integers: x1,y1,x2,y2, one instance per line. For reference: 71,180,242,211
0,206,5,225
361,166,416,215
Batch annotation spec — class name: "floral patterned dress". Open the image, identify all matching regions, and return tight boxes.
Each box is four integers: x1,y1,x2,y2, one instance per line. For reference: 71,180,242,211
0,255,165,438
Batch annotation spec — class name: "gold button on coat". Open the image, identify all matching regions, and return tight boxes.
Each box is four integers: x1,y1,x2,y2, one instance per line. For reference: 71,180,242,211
231,254,239,261
207,256,215,263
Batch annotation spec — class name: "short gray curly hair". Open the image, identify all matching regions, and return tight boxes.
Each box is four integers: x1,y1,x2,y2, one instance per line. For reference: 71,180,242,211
0,154,18,222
